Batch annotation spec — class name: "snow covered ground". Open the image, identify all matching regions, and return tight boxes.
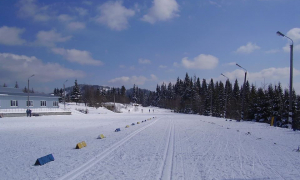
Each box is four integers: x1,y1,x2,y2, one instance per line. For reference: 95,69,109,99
1,103,300,180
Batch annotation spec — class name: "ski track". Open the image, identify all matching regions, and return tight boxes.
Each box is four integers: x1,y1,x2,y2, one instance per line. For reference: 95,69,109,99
176,119,187,180
141,118,171,180
57,118,159,180
156,119,175,180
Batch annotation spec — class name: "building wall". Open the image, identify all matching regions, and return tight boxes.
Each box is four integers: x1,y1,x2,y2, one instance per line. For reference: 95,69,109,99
0,95,59,109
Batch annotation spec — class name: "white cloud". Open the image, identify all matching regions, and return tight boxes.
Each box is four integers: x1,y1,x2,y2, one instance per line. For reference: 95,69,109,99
227,62,236,66
0,52,85,83
181,54,219,69
209,1,221,7
150,74,158,80
82,1,92,5
109,76,130,83
109,76,147,85
235,42,260,54
281,28,300,53
17,0,51,22
283,44,300,52
67,22,86,30
142,0,179,24
58,14,73,22
51,48,103,66
159,65,167,68
218,67,300,92
287,28,300,41
95,1,135,31
138,58,151,64
74,7,88,16
0,26,26,46
35,30,72,47
265,49,280,54
109,74,158,86
173,62,180,67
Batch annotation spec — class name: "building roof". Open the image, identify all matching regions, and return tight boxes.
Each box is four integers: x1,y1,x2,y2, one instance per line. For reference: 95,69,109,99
0,87,58,98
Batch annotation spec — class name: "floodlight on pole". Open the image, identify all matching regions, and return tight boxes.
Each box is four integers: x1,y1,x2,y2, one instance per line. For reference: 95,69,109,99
27,74,35,108
276,31,294,129
236,64,247,121
63,80,68,110
221,73,229,119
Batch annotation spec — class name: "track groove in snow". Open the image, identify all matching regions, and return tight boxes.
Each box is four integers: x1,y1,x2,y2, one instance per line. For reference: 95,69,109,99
57,118,159,180
142,118,171,180
159,119,175,180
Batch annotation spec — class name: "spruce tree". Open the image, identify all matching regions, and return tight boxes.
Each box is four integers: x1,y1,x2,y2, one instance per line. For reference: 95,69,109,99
15,81,19,88
132,84,138,103
71,80,81,104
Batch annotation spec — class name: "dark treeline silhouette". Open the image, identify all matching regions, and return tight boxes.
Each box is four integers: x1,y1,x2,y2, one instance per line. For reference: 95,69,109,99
142,73,300,129
55,76,300,129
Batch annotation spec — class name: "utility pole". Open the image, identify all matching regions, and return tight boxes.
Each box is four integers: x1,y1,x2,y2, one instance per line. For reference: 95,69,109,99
63,80,68,110
277,31,294,129
221,73,229,119
27,74,34,108
236,64,247,122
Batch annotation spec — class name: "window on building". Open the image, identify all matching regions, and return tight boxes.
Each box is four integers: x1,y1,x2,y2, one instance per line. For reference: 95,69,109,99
41,101,47,107
53,101,59,107
11,100,18,107
26,100,33,107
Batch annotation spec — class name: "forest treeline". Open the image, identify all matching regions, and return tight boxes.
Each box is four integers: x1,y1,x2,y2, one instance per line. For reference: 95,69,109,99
55,73,300,128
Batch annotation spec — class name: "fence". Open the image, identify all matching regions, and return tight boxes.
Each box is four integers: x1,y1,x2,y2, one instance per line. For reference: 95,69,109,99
0,108,71,113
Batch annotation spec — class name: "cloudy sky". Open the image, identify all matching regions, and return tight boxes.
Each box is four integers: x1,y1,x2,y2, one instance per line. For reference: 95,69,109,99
0,0,300,93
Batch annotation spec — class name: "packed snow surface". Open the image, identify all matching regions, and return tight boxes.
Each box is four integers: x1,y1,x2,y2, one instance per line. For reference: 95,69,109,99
1,103,300,180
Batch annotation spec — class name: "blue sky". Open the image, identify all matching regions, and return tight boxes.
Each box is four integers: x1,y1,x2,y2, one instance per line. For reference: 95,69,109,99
0,0,300,93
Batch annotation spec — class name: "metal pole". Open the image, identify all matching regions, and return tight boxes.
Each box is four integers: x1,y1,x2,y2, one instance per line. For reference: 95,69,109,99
210,90,212,116
64,83,66,110
241,71,247,121
221,73,229,119
27,78,29,108
64,80,68,110
289,44,293,124
276,31,294,128
27,74,34,108
236,64,247,121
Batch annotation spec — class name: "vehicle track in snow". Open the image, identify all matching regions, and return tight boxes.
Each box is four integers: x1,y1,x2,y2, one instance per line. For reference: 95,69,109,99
57,118,159,180
157,119,175,180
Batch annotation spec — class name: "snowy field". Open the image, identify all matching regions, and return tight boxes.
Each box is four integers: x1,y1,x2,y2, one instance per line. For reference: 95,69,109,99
1,103,300,180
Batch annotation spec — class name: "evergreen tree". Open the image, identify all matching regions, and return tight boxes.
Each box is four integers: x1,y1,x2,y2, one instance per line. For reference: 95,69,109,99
23,86,28,93
218,81,225,117
15,81,19,88
248,84,258,120
132,84,138,103
71,80,81,104
201,79,210,115
229,79,240,119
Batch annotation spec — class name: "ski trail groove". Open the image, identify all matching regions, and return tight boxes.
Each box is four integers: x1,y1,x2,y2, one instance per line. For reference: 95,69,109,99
158,119,175,180
58,118,159,180
142,118,170,180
